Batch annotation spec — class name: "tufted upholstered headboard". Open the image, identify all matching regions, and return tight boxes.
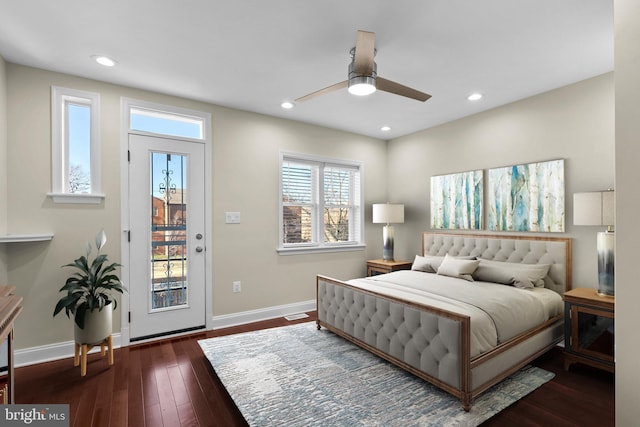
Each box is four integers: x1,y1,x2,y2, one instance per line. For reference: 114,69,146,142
422,232,572,294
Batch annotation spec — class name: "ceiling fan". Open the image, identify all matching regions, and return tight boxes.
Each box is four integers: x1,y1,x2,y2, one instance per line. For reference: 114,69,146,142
295,30,431,103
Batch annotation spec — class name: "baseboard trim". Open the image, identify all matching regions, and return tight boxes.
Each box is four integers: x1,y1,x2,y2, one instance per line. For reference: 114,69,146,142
15,299,316,368
210,300,316,330
15,334,122,368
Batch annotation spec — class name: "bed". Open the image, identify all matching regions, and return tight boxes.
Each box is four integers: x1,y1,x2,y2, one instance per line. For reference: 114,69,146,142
316,232,572,411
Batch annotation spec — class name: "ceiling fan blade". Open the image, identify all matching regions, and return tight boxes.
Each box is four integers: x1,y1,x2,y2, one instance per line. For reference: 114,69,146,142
353,30,376,75
377,77,432,102
295,80,348,102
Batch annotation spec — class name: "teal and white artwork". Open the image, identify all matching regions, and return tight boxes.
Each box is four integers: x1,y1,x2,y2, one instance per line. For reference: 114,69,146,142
488,159,564,232
431,170,483,229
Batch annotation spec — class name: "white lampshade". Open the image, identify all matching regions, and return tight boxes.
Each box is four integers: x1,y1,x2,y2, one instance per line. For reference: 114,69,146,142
372,204,404,224
573,190,615,227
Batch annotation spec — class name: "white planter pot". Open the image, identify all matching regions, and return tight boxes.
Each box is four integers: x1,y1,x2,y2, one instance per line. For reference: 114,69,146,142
74,303,113,345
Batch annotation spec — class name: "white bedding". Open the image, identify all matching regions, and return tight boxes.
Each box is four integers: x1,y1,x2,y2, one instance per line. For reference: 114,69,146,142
346,270,563,358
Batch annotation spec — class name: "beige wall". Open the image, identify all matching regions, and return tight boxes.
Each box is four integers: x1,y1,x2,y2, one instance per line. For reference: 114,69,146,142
209,107,387,315
386,73,614,289
615,0,640,423
6,64,386,349
0,56,7,282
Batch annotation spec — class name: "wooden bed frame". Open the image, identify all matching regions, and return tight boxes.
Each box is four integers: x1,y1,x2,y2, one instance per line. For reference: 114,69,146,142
316,232,571,411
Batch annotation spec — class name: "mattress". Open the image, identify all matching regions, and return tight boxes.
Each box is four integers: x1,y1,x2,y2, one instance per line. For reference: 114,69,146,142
346,270,563,358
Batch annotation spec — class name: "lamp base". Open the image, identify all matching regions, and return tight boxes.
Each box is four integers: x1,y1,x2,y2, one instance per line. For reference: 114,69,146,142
382,225,394,261
596,231,614,297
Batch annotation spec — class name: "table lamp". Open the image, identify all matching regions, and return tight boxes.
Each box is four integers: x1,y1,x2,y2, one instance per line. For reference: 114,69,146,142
573,190,615,296
372,203,404,261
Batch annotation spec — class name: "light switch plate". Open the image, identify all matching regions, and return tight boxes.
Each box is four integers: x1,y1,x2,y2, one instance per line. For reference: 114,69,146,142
232,281,241,293
225,212,241,224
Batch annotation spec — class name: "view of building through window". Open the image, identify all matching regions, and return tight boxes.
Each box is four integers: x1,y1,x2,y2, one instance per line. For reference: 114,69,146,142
282,158,361,248
150,152,188,309
282,161,313,243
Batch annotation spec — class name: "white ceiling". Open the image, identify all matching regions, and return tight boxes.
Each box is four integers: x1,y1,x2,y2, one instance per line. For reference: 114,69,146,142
0,1,613,139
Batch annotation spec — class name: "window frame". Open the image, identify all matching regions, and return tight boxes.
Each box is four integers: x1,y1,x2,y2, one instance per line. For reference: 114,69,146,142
278,151,365,255
49,86,103,204
123,98,207,143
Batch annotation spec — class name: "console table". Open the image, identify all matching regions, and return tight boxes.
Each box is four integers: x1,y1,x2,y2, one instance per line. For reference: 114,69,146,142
0,286,23,403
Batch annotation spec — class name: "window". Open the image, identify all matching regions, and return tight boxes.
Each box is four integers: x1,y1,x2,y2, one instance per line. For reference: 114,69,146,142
50,86,102,203
279,153,364,254
122,98,209,142
130,107,204,140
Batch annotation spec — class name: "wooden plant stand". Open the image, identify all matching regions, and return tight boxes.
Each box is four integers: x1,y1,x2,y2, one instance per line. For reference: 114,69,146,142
74,335,114,376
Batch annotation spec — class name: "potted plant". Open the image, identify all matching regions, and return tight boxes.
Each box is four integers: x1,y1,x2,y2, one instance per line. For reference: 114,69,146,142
53,229,126,345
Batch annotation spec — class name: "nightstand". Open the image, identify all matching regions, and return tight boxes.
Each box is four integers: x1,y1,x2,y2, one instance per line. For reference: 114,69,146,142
366,259,412,276
563,287,614,373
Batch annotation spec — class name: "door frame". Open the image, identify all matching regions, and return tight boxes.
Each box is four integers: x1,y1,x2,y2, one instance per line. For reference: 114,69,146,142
119,97,212,346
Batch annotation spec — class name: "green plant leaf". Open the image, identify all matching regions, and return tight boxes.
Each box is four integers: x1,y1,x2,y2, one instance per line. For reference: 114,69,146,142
74,304,87,329
53,294,78,317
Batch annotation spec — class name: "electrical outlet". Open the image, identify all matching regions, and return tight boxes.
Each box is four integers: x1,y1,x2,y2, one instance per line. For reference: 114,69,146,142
232,281,241,293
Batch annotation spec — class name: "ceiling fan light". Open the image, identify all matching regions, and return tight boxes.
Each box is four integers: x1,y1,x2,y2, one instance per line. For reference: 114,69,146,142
348,76,377,96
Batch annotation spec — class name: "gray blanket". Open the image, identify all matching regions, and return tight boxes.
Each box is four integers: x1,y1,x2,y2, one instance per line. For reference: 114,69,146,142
347,270,563,357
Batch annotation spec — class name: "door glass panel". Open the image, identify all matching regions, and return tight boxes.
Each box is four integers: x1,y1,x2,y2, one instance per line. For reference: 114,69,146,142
150,152,188,310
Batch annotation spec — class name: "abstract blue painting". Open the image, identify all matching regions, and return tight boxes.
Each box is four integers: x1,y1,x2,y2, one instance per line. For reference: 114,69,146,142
487,159,564,232
431,170,483,229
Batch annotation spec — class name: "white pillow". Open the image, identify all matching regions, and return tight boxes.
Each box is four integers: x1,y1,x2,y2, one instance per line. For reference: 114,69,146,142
472,259,550,289
411,255,443,273
412,254,477,273
436,254,480,282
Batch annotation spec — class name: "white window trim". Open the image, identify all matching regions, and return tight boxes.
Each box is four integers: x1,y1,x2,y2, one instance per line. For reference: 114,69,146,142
278,151,365,255
122,97,207,142
49,86,104,204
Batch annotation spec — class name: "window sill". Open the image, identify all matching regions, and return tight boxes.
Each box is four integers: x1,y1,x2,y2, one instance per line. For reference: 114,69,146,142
48,192,105,204
277,244,366,256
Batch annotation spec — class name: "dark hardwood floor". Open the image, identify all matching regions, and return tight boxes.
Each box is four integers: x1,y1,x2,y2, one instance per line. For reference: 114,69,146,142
16,313,614,426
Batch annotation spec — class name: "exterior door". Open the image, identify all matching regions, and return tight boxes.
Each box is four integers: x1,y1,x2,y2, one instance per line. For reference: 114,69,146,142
128,134,206,340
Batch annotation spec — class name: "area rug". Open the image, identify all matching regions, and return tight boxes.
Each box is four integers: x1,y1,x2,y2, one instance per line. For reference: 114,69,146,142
198,323,554,427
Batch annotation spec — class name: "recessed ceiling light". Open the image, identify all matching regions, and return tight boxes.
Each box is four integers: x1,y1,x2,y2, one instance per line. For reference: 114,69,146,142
92,55,117,67
281,101,294,109
467,93,483,101
381,126,391,132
